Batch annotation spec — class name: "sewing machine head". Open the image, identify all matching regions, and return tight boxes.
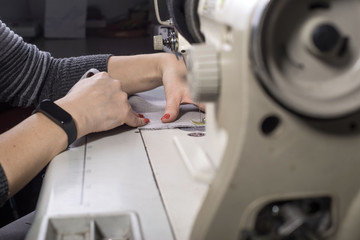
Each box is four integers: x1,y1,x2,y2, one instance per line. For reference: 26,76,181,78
156,0,360,239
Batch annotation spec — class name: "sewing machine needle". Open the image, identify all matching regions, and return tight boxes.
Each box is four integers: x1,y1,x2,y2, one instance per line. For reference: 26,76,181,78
199,103,201,122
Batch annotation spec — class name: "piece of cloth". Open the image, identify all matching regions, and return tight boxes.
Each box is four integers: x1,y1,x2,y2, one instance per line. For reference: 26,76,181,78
0,211,35,240
0,19,111,208
129,87,205,130
138,106,204,130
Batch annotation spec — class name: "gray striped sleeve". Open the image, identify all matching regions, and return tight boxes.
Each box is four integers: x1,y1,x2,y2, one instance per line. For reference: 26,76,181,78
0,163,9,207
0,20,111,205
0,20,111,107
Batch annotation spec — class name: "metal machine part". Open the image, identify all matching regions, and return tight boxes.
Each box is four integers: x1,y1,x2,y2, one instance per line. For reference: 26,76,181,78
252,0,360,119
153,20,178,54
167,0,204,43
153,0,179,54
241,197,332,240
153,0,204,55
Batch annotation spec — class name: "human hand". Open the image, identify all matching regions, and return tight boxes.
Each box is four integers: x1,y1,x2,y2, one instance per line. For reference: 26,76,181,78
55,72,149,138
106,53,205,123
160,54,205,123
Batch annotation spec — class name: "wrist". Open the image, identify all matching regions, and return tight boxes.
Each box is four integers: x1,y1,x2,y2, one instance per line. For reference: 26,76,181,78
33,100,78,146
158,53,187,86
107,54,165,94
54,98,86,139
158,52,175,71
32,112,68,152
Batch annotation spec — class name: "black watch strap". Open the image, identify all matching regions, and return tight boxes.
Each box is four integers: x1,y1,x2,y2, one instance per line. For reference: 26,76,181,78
33,99,77,147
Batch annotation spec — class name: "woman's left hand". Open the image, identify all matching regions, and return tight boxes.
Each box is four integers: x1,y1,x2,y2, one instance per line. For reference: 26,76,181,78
160,54,205,123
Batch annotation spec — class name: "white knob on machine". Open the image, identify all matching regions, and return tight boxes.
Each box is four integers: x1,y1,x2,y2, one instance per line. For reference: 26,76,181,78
187,44,220,102
153,35,164,51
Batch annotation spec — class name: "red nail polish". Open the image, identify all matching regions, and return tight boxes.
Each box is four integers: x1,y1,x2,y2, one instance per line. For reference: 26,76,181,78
138,113,144,118
144,118,150,123
161,113,170,120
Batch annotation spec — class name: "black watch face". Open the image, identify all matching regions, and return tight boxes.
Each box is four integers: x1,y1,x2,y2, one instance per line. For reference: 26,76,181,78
40,100,72,124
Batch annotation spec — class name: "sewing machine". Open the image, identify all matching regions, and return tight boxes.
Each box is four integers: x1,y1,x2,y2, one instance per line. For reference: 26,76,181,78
27,0,360,239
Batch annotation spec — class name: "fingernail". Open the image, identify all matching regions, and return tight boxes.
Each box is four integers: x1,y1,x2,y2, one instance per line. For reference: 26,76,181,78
144,118,150,123
161,113,170,120
138,113,144,118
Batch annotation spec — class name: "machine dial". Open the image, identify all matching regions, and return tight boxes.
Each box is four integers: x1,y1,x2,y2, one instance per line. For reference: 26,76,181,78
251,0,360,119
187,44,220,102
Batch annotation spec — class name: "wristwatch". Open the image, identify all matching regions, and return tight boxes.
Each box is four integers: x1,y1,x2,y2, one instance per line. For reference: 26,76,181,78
33,99,77,147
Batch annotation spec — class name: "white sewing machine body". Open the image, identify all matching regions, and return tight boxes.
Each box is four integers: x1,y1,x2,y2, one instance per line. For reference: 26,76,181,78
26,87,209,240
28,0,360,239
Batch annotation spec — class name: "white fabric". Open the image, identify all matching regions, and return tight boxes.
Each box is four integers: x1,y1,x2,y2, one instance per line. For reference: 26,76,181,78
128,87,205,130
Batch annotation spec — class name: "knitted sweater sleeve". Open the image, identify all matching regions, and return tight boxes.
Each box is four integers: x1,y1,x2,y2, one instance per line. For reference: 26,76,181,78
0,20,112,207
0,164,8,208
0,19,111,107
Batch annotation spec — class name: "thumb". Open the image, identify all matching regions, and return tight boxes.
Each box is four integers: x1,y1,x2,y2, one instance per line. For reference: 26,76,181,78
126,109,150,127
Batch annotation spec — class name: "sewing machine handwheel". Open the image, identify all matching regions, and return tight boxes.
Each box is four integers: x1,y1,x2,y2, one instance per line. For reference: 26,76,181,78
251,0,360,119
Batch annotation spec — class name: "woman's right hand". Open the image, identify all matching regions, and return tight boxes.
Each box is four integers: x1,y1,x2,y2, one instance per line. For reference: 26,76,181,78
55,72,148,139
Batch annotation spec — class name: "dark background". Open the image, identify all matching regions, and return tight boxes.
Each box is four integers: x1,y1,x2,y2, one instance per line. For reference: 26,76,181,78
0,0,170,56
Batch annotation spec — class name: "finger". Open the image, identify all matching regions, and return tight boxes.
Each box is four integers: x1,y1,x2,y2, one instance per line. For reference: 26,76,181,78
131,109,144,119
126,109,149,127
190,102,205,112
133,110,150,124
162,98,180,123
198,103,206,112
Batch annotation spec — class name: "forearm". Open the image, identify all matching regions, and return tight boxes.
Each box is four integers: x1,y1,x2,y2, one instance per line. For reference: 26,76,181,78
107,53,184,94
39,55,110,104
0,70,150,200
0,20,110,107
0,113,67,197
